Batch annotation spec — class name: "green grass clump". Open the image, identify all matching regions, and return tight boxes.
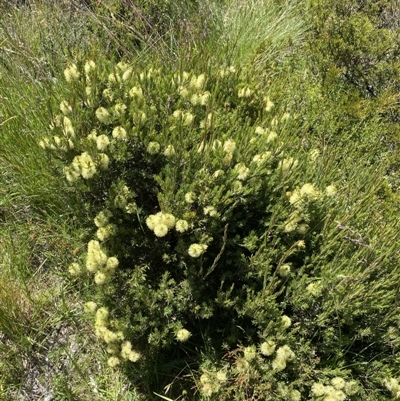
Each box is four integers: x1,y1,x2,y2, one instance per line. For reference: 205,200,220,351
84,0,210,61
213,0,307,69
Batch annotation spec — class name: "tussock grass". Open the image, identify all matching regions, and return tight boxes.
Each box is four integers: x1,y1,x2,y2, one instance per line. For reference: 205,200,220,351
214,0,307,68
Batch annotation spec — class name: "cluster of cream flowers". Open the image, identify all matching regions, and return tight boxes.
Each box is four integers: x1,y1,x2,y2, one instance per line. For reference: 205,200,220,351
68,262,81,277
57,128,111,182
84,60,96,76
105,61,136,84
271,344,295,372
289,183,320,207
89,131,110,151
243,345,257,361
203,205,218,217
199,112,216,131
172,109,195,126
254,125,278,143
63,151,109,182
89,306,141,367
113,102,127,118
279,157,298,173
175,72,211,107
278,263,291,277
283,183,321,233
257,322,293,372
113,185,136,212
146,141,160,154
163,144,175,157
188,243,208,258
252,151,272,166
175,219,189,233
146,212,177,237
238,86,253,98
264,96,274,112
129,85,143,102
86,240,119,285
284,181,337,234
176,328,191,342
119,340,141,363
281,315,292,329
311,377,359,400
184,192,196,204
384,378,400,399
222,138,236,165
199,369,228,397
146,211,191,237
94,209,116,242
234,162,250,181
325,184,337,197
260,339,276,356
307,281,323,297
95,107,110,124
61,115,75,135
112,126,128,140
39,135,74,152
64,63,80,82
60,100,72,115
94,307,124,344
145,211,208,257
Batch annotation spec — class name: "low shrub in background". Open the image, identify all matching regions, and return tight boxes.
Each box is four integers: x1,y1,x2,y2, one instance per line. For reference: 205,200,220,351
308,0,400,100
307,0,400,190
38,57,400,400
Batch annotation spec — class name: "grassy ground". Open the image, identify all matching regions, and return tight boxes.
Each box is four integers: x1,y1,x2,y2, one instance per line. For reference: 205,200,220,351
0,3,130,399
1,1,399,400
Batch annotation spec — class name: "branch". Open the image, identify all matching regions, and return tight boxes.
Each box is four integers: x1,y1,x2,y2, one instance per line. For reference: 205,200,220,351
205,224,228,279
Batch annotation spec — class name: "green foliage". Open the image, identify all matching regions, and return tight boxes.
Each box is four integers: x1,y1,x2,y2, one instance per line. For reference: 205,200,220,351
308,0,400,98
38,57,400,400
305,0,400,190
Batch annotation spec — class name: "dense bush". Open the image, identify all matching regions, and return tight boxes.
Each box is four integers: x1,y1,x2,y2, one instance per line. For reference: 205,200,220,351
306,0,400,191
307,0,400,145
37,58,400,400
308,0,400,98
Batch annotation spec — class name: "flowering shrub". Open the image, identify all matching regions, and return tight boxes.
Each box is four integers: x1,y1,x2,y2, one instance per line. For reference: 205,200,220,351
41,59,400,399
